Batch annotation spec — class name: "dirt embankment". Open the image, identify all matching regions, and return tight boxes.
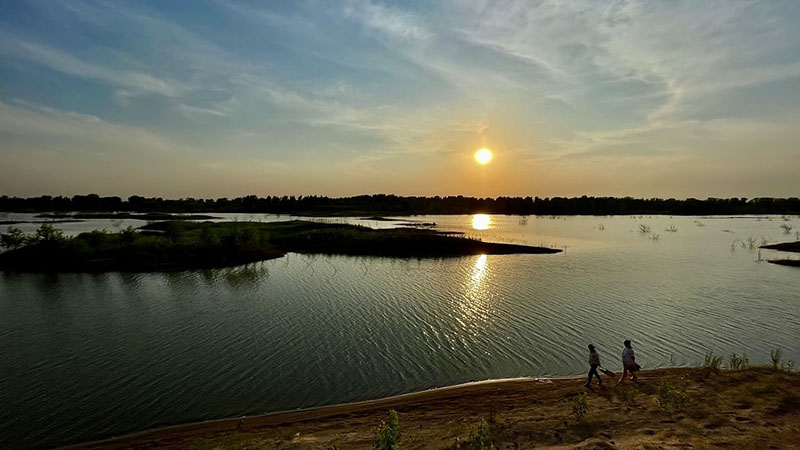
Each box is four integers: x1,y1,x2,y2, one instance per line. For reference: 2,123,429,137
67,367,800,449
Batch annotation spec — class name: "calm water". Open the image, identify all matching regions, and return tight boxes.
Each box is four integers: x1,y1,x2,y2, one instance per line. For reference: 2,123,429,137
1,214,799,448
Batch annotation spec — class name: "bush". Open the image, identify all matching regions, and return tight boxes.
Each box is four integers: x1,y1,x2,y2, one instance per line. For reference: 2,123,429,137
163,221,185,242
199,227,221,248
35,224,65,243
656,379,692,411
0,227,28,249
703,352,722,371
119,226,137,245
572,392,589,420
728,353,749,371
374,410,400,450
771,349,783,370
240,227,261,247
80,230,111,248
458,418,498,450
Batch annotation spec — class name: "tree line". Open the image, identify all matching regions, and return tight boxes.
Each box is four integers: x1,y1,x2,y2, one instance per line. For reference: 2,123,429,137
1,194,799,215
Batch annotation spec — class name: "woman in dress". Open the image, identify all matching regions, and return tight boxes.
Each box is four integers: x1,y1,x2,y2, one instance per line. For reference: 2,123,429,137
617,339,639,384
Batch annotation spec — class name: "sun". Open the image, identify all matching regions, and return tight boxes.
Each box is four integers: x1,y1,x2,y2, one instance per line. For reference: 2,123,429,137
474,148,493,165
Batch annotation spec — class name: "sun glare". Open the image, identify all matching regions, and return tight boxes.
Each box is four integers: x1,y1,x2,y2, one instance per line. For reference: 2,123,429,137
472,213,491,230
474,148,493,165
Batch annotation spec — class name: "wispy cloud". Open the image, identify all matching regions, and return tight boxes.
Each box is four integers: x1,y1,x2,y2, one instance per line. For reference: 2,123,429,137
342,0,432,40
1,40,183,97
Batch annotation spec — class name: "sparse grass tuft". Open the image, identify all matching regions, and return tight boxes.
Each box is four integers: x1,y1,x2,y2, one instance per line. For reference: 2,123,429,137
374,410,401,450
728,353,749,371
771,349,783,370
656,379,692,411
701,352,722,378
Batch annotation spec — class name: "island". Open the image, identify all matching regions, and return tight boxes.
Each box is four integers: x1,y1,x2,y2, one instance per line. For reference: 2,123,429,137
761,240,800,267
0,220,560,272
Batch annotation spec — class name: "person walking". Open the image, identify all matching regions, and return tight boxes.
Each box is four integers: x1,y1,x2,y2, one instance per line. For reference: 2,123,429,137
617,339,639,384
585,344,602,387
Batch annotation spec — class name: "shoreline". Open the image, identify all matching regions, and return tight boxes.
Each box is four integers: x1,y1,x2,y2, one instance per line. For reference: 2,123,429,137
64,367,800,449
64,374,573,449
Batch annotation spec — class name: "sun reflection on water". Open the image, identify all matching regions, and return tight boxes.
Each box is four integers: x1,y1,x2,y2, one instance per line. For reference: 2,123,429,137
472,214,491,230
460,254,492,327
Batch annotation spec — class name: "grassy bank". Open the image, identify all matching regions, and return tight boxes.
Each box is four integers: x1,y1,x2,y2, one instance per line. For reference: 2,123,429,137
68,366,800,449
0,221,560,272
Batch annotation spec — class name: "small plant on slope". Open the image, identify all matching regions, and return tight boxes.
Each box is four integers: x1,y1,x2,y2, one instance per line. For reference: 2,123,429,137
771,349,783,370
572,392,589,421
374,410,400,450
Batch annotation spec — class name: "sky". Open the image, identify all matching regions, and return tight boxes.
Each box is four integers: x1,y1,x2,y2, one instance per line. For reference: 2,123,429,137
1,0,800,199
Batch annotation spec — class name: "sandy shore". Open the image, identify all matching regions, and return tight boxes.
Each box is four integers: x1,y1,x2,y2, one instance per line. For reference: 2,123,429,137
66,367,800,449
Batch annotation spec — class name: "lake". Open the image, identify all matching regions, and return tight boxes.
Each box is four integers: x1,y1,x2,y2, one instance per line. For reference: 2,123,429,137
1,213,798,448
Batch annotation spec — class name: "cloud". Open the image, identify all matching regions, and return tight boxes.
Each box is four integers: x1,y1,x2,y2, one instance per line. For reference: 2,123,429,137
1,40,183,97
177,104,229,119
342,0,433,40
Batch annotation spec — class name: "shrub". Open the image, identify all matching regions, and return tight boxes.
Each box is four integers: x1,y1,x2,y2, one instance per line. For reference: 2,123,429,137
771,349,783,370
0,226,28,249
80,230,111,248
163,221,185,242
240,227,261,247
656,379,692,411
728,353,749,371
374,410,400,450
572,392,589,420
459,419,492,449
199,227,221,248
119,226,137,245
35,223,65,243
703,352,722,372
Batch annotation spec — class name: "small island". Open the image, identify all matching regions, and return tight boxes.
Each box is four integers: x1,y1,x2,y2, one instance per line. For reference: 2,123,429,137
761,241,800,267
0,221,560,272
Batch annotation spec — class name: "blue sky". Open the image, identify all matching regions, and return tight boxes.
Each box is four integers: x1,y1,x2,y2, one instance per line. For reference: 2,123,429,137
1,0,799,198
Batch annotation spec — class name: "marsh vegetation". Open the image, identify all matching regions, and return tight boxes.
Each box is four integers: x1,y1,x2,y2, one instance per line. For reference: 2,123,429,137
0,221,560,272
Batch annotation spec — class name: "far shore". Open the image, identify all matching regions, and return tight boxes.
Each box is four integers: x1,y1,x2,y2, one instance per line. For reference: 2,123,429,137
66,366,800,449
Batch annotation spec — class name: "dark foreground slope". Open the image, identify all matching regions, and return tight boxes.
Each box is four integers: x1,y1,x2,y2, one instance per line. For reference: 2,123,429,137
0,220,559,272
